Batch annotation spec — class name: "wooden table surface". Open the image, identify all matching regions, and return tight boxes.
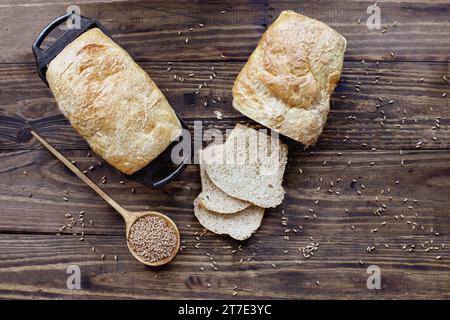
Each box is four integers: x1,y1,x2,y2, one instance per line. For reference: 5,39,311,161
0,0,449,300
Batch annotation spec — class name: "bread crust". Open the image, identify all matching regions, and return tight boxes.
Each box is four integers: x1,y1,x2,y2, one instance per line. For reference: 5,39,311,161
194,197,264,241
232,11,346,146
47,28,181,174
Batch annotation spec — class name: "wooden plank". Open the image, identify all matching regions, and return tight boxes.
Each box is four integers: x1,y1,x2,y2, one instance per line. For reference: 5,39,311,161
1,149,449,238
0,0,449,63
0,0,449,301
1,61,449,150
0,232,447,299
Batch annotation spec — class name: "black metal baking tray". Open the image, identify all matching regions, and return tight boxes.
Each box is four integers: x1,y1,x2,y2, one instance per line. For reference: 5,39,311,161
32,13,190,188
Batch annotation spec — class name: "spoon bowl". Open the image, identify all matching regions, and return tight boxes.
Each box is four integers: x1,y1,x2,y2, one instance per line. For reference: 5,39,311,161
124,210,180,267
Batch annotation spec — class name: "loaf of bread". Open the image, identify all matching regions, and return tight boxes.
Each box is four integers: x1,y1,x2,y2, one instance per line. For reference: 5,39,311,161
232,11,346,146
46,28,182,174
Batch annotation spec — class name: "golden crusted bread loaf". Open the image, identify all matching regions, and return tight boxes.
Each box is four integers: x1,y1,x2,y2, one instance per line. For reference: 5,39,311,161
47,28,182,174
232,11,346,146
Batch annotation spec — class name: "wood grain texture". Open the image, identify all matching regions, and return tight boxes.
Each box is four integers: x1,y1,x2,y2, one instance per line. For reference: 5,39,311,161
0,148,448,299
0,0,449,63
0,0,449,300
1,61,449,150
0,233,448,299
1,149,449,235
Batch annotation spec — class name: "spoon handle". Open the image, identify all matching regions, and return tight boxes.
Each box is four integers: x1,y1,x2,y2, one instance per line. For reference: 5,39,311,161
31,131,129,218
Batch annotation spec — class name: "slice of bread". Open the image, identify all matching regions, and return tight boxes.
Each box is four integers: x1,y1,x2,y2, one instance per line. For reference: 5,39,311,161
198,154,251,214
194,197,265,240
203,124,288,208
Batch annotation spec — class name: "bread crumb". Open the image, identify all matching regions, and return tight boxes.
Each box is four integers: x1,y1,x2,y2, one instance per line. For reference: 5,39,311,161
214,110,223,119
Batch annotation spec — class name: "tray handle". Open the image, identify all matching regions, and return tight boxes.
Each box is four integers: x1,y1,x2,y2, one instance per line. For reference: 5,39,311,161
128,116,191,188
32,13,109,84
32,12,71,54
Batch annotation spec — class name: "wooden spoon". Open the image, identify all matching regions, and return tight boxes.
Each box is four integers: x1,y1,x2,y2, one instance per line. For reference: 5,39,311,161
31,131,180,267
